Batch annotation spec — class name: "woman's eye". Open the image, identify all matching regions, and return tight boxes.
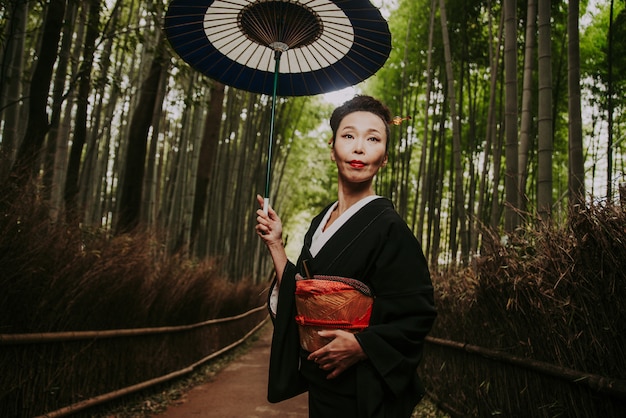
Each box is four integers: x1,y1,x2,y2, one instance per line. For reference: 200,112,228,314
368,136,380,142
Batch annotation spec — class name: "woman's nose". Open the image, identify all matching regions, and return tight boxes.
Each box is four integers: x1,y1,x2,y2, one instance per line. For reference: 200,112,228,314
353,137,365,153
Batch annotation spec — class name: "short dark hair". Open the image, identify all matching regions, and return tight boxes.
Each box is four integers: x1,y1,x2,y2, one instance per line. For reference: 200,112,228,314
329,95,391,149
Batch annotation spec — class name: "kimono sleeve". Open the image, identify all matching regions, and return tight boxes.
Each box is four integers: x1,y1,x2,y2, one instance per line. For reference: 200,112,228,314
266,261,308,402
355,219,437,398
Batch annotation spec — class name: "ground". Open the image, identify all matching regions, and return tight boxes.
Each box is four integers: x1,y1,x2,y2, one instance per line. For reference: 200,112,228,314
100,323,449,417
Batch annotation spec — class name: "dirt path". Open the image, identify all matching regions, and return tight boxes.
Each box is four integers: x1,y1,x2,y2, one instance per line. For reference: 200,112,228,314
155,325,308,417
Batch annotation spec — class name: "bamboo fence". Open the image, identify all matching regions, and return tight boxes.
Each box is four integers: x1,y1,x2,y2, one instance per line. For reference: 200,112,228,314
421,203,626,417
0,306,268,417
422,335,626,417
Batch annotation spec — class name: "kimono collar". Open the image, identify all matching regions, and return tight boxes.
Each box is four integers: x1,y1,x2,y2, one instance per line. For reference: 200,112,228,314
309,195,381,257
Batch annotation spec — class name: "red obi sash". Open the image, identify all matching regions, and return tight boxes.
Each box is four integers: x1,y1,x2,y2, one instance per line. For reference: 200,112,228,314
294,274,373,352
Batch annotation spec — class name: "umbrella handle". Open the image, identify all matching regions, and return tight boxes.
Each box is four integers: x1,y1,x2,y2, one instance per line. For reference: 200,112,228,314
263,197,270,215
263,49,282,218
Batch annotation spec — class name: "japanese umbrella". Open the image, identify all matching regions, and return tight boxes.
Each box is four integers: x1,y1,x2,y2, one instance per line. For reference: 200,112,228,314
164,0,391,212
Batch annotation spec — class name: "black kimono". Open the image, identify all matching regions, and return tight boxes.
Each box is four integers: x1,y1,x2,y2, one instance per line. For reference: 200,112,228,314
267,197,436,418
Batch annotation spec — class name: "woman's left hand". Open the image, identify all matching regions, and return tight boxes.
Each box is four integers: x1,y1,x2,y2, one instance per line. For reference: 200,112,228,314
307,330,368,379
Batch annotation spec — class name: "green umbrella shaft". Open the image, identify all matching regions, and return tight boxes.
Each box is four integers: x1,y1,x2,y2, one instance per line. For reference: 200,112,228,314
264,50,281,214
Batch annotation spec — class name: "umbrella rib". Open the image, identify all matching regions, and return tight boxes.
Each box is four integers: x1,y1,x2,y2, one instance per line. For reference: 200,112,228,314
214,37,261,69
321,22,391,60
237,46,272,91
165,16,211,34
178,30,251,73
353,37,392,59
205,19,240,42
313,31,352,61
300,42,332,70
244,7,272,46
217,0,248,8
284,4,321,48
293,48,327,91
241,43,272,73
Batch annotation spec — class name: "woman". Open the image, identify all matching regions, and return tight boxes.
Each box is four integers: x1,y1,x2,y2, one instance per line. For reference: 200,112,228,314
255,95,436,417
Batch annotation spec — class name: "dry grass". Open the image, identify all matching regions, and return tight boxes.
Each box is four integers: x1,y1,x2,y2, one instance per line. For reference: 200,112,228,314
0,188,265,334
0,186,267,416
424,202,626,416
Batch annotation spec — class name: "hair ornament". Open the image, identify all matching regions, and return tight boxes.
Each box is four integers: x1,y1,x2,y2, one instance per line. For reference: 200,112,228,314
390,115,411,125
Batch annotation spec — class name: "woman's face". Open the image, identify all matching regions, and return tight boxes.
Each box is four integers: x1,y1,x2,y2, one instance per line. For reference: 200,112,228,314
331,111,388,187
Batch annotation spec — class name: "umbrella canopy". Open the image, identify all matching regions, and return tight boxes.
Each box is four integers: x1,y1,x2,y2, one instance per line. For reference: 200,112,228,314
164,0,391,211
164,0,391,96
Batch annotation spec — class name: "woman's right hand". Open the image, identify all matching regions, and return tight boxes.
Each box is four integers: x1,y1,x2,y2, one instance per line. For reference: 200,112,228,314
255,195,288,284
255,194,283,247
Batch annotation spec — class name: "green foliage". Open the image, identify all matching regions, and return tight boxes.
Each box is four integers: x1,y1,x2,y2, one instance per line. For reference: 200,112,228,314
275,96,336,247
581,1,626,109
4,0,622,273
368,0,432,105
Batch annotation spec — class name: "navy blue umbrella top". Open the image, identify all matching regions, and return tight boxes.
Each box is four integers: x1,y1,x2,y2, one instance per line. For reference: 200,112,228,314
164,0,392,96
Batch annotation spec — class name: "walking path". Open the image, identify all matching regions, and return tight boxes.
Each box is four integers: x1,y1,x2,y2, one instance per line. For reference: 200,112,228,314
156,324,308,417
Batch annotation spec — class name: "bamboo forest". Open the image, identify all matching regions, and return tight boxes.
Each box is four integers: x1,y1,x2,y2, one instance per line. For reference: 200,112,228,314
1,0,625,273
1,0,625,416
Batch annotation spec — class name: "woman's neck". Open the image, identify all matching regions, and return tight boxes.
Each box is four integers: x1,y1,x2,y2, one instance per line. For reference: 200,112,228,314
323,188,375,232
335,184,375,216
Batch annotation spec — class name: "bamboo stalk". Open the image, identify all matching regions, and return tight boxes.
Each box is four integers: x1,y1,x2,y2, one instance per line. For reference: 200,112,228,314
426,336,626,400
35,316,269,418
0,305,266,345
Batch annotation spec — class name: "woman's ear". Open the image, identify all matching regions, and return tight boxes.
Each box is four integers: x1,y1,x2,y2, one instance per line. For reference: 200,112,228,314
381,153,388,167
